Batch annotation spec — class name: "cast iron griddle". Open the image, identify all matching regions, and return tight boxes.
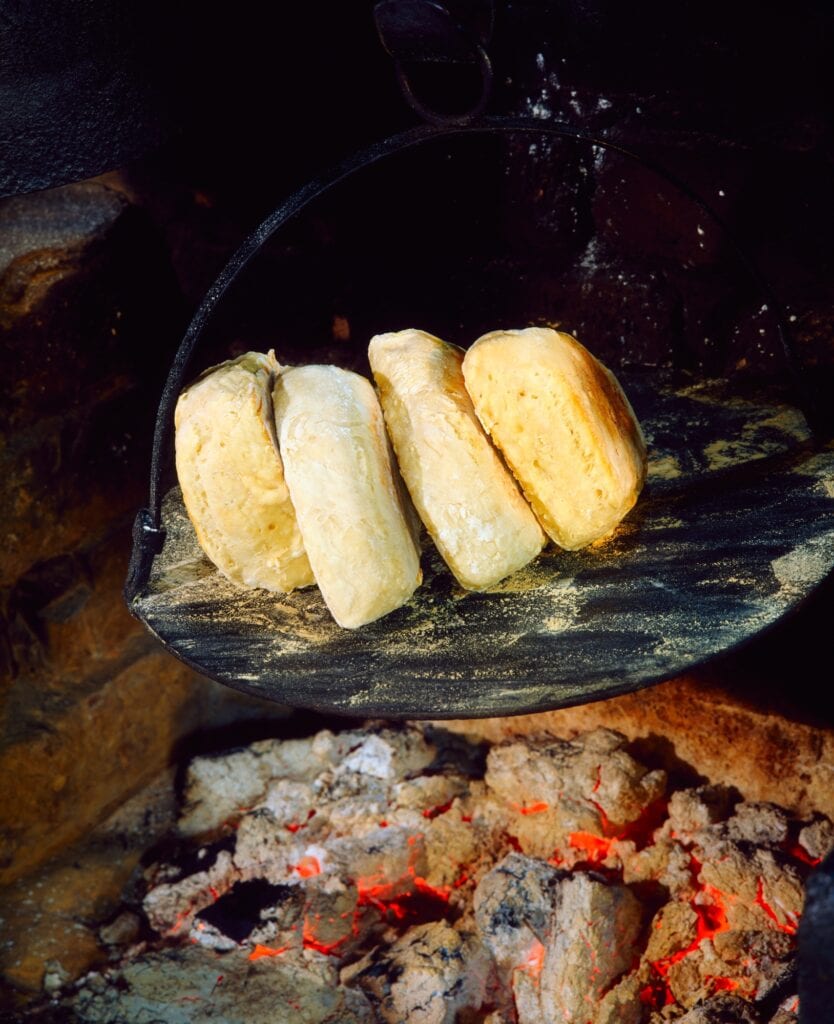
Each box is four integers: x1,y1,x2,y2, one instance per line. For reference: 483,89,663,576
131,372,834,718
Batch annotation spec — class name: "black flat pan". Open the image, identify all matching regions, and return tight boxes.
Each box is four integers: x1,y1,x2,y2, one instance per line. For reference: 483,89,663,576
125,118,833,718
129,372,834,718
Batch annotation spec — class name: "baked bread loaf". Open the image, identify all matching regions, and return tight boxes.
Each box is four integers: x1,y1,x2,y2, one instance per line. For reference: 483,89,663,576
462,327,647,550
369,329,546,589
174,351,314,591
273,364,422,628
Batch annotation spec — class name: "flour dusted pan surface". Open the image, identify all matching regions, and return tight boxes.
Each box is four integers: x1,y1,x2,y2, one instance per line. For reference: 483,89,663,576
174,351,313,592
369,329,545,589
273,365,422,628
462,327,647,550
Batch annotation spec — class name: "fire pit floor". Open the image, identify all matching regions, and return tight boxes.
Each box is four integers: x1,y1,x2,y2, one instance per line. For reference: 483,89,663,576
54,723,831,1023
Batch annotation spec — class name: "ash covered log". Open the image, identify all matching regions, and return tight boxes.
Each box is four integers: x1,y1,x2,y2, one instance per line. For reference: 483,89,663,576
535,872,643,1024
72,944,375,1024
345,921,488,1024
474,853,564,971
474,852,643,1024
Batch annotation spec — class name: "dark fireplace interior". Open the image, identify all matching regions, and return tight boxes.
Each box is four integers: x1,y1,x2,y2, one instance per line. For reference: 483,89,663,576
2,3,834,1022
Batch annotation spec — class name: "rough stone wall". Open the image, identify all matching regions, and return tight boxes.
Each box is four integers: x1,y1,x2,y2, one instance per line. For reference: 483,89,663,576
0,180,289,886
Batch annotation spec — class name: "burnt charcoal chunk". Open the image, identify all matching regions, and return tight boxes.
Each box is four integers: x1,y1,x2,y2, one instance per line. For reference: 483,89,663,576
420,726,488,779
72,944,374,1023
668,785,736,835
676,993,763,1022
474,853,564,968
348,922,487,1024
485,728,666,840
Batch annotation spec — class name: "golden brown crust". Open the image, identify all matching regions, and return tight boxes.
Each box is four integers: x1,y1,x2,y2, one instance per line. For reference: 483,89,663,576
575,352,647,493
369,329,545,589
273,364,422,628
174,351,313,592
462,327,647,549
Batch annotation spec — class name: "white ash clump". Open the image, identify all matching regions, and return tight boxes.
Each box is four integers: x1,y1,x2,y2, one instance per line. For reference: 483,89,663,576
797,816,834,862
484,727,667,857
72,943,375,1024
66,724,830,1024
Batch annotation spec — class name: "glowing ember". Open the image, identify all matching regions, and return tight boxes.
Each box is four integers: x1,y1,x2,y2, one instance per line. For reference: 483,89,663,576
169,909,192,936
785,841,822,867
755,877,799,935
564,797,669,867
248,943,289,961
513,801,550,815
353,861,455,926
293,855,321,878
286,809,316,833
302,917,348,956
568,831,618,864
707,976,740,992
422,801,454,819
616,796,669,846
693,883,732,941
356,871,404,914
519,940,545,979
412,872,452,902
588,798,611,833
642,882,735,1009
639,983,658,1007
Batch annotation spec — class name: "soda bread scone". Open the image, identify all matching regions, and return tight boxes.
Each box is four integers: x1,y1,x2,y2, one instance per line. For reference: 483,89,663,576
174,351,314,592
369,329,546,589
273,364,422,628
462,327,647,550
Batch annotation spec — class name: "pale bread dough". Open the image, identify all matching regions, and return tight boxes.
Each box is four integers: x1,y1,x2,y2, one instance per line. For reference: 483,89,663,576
273,364,422,628
369,329,545,589
462,327,647,550
174,351,313,591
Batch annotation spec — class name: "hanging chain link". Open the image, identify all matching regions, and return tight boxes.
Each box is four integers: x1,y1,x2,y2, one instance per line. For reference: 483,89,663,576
374,0,494,124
